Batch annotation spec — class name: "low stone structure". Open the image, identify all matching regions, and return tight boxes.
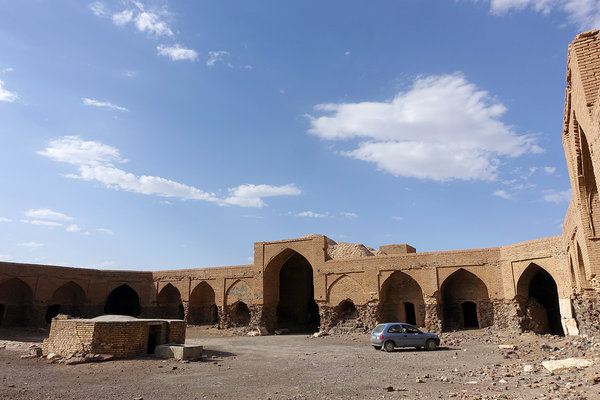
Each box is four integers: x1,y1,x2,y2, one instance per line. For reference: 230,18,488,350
2,31,600,341
42,315,186,359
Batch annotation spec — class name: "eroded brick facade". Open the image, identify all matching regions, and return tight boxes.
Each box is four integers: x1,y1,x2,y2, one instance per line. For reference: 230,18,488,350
2,31,600,338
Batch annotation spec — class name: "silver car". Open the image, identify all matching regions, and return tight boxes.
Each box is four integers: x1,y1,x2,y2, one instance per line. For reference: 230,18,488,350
370,323,440,352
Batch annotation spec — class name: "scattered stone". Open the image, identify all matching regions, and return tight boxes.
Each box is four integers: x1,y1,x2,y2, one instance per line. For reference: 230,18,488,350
64,356,86,365
586,375,600,384
247,330,260,337
274,328,290,335
465,381,478,385
523,364,534,373
313,331,328,338
542,358,593,373
415,378,424,383
498,345,516,350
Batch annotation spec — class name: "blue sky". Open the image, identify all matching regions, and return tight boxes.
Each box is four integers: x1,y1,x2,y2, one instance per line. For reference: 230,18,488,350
0,0,598,270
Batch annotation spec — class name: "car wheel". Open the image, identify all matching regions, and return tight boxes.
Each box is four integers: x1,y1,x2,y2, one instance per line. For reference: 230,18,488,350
384,341,395,352
425,339,437,351
373,345,382,350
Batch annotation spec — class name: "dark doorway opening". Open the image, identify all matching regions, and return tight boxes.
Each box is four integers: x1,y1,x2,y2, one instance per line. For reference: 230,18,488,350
188,282,217,325
156,284,183,319
147,325,162,354
462,301,479,328
230,301,251,326
45,304,61,324
277,253,320,332
528,270,563,335
339,300,358,321
104,284,141,317
404,302,416,326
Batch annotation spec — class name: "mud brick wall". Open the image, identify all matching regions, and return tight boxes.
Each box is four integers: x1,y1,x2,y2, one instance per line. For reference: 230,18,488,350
42,319,95,356
91,321,149,358
167,320,186,343
572,291,600,341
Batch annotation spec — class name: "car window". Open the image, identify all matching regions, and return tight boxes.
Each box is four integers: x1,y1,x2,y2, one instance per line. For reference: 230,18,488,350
372,324,385,334
387,324,403,333
404,325,420,334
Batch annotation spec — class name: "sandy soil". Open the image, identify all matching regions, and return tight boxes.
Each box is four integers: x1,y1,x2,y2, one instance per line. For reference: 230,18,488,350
1,326,599,399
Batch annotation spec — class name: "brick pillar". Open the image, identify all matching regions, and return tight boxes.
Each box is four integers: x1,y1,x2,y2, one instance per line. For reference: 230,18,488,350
424,296,442,333
182,301,190,324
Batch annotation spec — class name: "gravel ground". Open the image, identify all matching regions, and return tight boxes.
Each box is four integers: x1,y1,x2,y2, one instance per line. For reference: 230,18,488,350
1,326,600,399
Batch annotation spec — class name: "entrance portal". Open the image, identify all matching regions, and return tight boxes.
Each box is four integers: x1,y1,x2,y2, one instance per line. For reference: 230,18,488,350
404,302,416,326
276,253,320,332
104,284,141,317
461,301,479,329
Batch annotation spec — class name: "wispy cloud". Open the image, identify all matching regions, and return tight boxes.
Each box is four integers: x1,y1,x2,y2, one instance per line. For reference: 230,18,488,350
21,219,63,227
477,0,600,30
207,50,230,67
0,80,18,102
39,136,300,208
340,212,358,218
493,189,512,199
17,241,44,248
66,224,81,232
307,73,542,181
25,209,73,221
544,166,556,175
82,98,128,112
224,184,301,208
0,254,11,260
295,211,330,218
0,217,11,222
543,189,572,203
157,44,198,61
96,228,114,235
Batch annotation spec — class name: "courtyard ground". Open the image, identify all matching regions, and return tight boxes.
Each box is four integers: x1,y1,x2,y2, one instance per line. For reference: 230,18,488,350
1,326,599,399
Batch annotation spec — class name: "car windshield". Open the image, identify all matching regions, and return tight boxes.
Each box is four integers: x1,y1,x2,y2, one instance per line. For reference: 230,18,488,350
372,324,385,334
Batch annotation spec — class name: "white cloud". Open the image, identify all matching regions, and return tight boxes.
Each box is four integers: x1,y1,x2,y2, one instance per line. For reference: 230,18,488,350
307,73,543,181
544,166,556,175
134,11,173,37
1,67,14,73
112,9,134,26
391,216,403,221
88,260,116,269
39,136,298,208
341,212,358,218
25,208,73,221
0,217,11,222
66,224,81,232
0,254,12,260
89,2,106,17
0,80,18,102
17,241,44,248
295,211,330,218
96,228,114,235
82,98,128,112
543,189,572,203
21,219,63,227
345,51,351,56
224,184,301,208
482,0,600,30
207,50,230,67
493,189,512,199
157,44,198,61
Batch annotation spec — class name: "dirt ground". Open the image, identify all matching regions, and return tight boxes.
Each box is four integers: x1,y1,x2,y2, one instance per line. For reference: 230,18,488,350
1,326,600,400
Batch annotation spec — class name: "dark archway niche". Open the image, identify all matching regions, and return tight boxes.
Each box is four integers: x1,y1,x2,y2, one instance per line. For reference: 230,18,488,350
229,301,251,326
379,271,424,326
440,269,491,331
188,282,218,325
265,251,319,332
157,283,184,319
104,284,141,317
48,281,87,322
517,264,563,336
0,278,34,326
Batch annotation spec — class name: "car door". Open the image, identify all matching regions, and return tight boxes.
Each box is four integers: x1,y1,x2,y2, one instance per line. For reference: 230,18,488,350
402,325,423,346
385,324,405,347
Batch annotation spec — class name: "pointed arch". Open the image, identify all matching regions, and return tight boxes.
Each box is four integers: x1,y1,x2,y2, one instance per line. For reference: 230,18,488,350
379,271,425,326
328,275,366,306
104,284,141,317
225,279,254,305
440,268,492,331
263,249,319,332
576,242,587,287
188,281,217,325
157,283,184,319
0,278,34,326
516,263,563,335
46,281,87,322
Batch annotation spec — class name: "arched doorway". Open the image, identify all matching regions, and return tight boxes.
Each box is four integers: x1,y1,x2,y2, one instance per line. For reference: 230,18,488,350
46,281,87,322
157,284,184,319
264,250,320,332
229,301,251,326
379,271,424,326
104,284,141,317
0,278,34,326
337,300,358,322
188,282,218,325
440,269,491,331
517,264,563,335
